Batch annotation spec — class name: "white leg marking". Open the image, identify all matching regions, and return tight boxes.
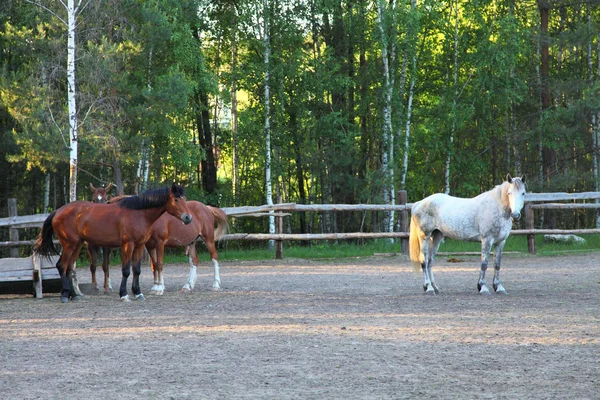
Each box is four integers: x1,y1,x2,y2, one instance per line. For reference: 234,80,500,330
182,264,198,292
212,259,221,290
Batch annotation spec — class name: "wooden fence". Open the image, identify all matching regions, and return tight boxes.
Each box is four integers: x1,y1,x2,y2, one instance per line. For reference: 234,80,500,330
1,190,599,257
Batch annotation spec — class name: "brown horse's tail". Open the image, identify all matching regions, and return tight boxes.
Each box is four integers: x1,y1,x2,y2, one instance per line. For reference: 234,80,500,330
33,211,59,260
208,207,229,241
409,213,422,272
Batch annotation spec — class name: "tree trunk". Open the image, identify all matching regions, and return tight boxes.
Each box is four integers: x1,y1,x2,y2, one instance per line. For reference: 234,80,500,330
445,0,458,194
263,0,275,243
196,90,217,194
376,0,396,233
539,0,556,183
67,0,78,202
231,18,240,207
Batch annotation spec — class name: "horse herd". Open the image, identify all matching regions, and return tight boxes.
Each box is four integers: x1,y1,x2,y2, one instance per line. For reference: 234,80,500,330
33,174,526,304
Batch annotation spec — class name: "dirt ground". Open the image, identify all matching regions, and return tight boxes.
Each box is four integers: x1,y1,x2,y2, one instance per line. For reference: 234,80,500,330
0,252,599,399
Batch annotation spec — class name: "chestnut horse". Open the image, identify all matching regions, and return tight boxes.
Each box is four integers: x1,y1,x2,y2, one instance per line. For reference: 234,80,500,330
33,184,192,303
145,201,228,295
88,183,114,293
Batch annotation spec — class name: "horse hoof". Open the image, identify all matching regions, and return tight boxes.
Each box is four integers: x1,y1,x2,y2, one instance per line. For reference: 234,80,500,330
495,287,507,295
60,297,69,303
211,286,221,292
71,295,83,302
479,287,491,295
180,287,192,293
120,295,131,302
135,293,146,301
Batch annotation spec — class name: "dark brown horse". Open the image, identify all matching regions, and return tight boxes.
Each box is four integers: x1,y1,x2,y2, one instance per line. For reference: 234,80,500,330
145,201,228,295
88,183,114,293
33,184,192,303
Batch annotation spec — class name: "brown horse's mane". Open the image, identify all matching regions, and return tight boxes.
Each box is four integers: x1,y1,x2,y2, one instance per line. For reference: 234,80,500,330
113,185,185,210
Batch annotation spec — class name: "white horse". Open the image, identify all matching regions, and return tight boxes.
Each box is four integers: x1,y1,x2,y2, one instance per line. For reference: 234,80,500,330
409,174,526,295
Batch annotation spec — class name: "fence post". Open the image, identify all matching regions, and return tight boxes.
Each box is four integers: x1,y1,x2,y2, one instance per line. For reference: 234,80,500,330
398,190,409,255
525,203,535,254
8,198,19,257
275,196,283,259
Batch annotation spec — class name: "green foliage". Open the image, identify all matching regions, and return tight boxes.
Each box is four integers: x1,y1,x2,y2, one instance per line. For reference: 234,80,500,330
2,0,600,237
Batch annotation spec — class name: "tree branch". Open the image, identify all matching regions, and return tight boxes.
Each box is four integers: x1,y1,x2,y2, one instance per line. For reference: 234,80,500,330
25,0,67,25
46,99,70,148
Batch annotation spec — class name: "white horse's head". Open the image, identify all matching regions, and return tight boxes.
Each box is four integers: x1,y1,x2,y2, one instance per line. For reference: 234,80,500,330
506,174,526,220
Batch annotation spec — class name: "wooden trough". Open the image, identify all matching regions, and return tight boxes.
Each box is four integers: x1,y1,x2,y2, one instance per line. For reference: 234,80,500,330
0,255,62,298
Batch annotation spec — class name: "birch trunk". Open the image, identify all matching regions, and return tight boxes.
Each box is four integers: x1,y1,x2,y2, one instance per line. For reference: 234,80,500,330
44,174,50,212
376,0,396,233
263,0,275,244
588,6,599,192
231,19,239,207
444,0,458,194
402,0,418,192
67,0,79,202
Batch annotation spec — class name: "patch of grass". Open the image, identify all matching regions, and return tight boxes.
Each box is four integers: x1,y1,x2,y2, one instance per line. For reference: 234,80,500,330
124,234,600,265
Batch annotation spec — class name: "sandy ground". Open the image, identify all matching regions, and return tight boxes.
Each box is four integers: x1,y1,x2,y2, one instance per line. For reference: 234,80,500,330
0,252,599,399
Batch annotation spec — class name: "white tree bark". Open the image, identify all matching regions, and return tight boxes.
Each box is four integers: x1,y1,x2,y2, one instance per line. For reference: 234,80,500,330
588,6,599,192
444,0,458,194
67,0,80,202
377,0,396,233
402,0,418,192
263,0,275,244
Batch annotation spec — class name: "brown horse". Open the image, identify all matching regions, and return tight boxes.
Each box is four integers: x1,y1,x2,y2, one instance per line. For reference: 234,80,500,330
88,183,114,293
145,201,228,295
33,184,192,303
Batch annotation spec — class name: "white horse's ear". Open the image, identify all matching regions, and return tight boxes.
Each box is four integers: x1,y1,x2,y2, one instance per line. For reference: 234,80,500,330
521,175,526,183
506,174,513,183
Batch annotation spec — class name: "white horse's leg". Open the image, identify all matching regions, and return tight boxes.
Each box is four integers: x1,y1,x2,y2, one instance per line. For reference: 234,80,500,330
426,231,444,294
492,240,507,294
212,258,221,290
182,255,198,292
420,235,436,294
478,239,493,295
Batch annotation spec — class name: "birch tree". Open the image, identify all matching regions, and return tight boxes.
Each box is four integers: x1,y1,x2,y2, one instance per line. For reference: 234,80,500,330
263,0,275,242
444,0,458,194
27,0,88,202
376,0,396,233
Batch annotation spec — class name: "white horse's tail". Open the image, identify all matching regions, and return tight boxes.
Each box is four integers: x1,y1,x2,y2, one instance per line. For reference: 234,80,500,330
409,214,422,272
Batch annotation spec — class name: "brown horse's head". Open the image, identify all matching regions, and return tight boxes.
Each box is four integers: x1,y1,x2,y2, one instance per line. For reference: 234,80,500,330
166,183,193,225
90,183,114,204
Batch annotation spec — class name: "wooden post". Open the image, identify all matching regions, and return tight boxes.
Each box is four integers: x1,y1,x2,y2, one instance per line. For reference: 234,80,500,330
8,199,19,257
525,203,535,254
275,196,283,259
398,190,409,255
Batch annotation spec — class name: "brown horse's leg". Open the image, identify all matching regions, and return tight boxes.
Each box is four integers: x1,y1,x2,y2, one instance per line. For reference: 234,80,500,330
182,243,199,292
88,244,98,289
205,240,221,290
102,247,112,293
69,242,85,299
119,242,135,301
131,246,146,300
55,254,71,303
150,242,165,295
147,247,161,294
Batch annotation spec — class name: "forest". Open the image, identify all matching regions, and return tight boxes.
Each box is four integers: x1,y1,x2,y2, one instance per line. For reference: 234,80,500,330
1,0,600,240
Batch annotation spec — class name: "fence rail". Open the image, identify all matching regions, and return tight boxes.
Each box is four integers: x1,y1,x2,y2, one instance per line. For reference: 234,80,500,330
2,191,599,256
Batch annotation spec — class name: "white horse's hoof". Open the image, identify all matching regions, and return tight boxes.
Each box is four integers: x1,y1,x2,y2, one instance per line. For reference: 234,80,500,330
479,286,491,295
120,295,131,302
494,285,507,295
135,293,146,301
212,283,221,291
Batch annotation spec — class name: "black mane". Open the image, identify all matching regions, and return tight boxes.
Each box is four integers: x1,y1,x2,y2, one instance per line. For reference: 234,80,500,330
116,184,185,210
